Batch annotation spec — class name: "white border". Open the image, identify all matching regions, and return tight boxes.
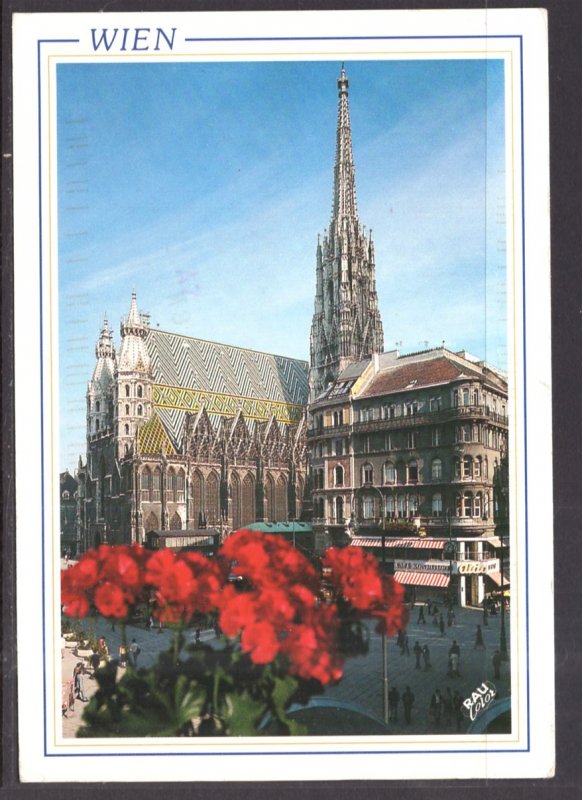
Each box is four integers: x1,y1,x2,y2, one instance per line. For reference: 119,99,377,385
13,8,553,781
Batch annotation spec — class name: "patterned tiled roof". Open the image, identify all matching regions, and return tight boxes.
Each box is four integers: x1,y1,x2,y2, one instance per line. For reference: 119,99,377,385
358,355,484,399
138,412,177,456
146,329,308,445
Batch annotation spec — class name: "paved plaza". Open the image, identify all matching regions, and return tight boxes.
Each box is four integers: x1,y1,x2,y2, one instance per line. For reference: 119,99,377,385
61,591,510,738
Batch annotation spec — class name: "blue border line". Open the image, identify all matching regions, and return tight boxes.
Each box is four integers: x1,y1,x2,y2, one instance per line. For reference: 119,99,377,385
40,33,528,759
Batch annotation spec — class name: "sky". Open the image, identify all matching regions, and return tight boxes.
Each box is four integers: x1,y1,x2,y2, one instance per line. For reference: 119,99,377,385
58,58,506,470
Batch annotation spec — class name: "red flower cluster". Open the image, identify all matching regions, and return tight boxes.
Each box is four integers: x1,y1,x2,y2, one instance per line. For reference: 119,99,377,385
323,547,409,636
61,544,149,619
61,532,407,686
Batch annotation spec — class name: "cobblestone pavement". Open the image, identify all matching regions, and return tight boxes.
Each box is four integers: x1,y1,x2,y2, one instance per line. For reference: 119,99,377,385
325,603,511,734
62,601,509,738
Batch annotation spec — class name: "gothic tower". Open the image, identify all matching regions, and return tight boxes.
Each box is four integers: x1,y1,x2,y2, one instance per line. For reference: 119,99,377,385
87,316,115,440
115,291,153,460
309,66,384,401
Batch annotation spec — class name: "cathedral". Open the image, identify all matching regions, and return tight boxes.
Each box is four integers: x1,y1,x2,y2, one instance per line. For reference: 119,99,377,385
76,294,309,551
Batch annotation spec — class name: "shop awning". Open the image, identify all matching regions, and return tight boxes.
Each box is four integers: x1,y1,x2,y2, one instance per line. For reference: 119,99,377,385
394,570,450,588
350,538,446,549
487,571,510,587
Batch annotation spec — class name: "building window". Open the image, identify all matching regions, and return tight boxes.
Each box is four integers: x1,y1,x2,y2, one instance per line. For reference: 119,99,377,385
335,496,344,522
409,494,419,515
362,463,373,485
334,465,344,487
95,401,100,412
95,419,100,431
137,385,143,398
453,458,461,480
124,444,129,456
407,432,417,448
397,494,406,518
429,396,442,412
383,461,396,484
473,390,479,406
453,390,459,407
137,405,143,416
462,424,471,443
474,493,482,518
363,496,374,519
332,410,343,427
474,457,482,478
462,388,470,406
385,495,395,518
463,492,473,517
363,436,371,454
385,432,393,450
463,456,473,478
125,385,130,397
125,404,130,416
124,424,130,436
381,405,389,420
432,493,443,516
407,460,418,483
333,438,345,456
432,427,441,446
431,458,442,480
390,405,396,419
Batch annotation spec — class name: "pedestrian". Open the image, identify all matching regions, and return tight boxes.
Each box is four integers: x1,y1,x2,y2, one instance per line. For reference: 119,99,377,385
474,624,485,650
413,641,422,670
439,614,445,637
430,689,443,726
492,649,502,679
403,634,410,657
417,605,426,624
483,604,489,627
448,652,460,678
422,644,432,671
426,599,432,616
89,650,100,676
443,688,453,727
99,638,110,665
432,606,439,626
129,638,141,668
447,609,453,627
119,643,128,668
388,686,400,722
402,686,415,724
453,690,464,731
73,662,88,702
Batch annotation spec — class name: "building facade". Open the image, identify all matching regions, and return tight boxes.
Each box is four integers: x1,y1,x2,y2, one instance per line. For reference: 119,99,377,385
307,67,509,607
76,293,309,551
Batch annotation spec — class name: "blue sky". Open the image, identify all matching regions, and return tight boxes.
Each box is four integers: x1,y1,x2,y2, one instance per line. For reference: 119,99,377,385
58,58,506,469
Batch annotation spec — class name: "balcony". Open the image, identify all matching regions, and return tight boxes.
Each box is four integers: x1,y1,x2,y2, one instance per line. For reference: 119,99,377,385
352,405,508,434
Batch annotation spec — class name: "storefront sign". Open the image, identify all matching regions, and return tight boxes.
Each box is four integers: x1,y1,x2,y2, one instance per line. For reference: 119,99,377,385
394,560,449,574
455,559,500,575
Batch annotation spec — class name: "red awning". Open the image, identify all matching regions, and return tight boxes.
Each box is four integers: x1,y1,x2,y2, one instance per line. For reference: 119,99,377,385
487,572,510,587
349,538,445,549
394,570,450,588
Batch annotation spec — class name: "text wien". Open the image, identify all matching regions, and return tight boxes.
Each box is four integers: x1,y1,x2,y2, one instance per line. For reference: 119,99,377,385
90,28,177,52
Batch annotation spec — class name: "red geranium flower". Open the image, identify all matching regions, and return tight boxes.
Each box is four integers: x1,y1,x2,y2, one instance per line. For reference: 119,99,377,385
241,621,280,664
94,581,129,619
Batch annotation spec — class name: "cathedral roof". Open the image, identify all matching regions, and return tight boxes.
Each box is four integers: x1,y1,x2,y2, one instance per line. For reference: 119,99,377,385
146,329,308,445
137,411,177,457
357,354,489,399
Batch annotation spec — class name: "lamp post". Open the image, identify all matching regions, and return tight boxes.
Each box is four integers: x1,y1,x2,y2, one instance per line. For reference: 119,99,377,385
352,484,389,725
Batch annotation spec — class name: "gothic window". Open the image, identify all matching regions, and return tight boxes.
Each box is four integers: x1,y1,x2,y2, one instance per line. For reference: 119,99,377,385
432,458,442,480
231,472,241,530
170,512,182,531
141,467,151,501
177,469,185,502
144,511,159,533
276,475,287,522
96,401,100,412
407,460,418,483
137,405,143,417
296,475,305,518
166,468,176,501
206,472,219,525
95,419,100,431
266,474,276,520
152,467,161,501
125,404,130,415
125,385,130,397
124,444,129,456
125,424,130,436
137,385,143,398
334,465,344,487
191,471,204,525
432,492,443,516
383,461,396,484
242,473,255,527
361,463,373,485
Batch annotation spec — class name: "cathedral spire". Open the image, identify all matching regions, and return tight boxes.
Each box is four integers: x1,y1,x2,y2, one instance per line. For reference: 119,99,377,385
309,66,384,402
332,64,358,224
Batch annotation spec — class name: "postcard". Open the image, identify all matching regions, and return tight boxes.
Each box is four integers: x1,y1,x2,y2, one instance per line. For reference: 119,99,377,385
12,7,553,782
